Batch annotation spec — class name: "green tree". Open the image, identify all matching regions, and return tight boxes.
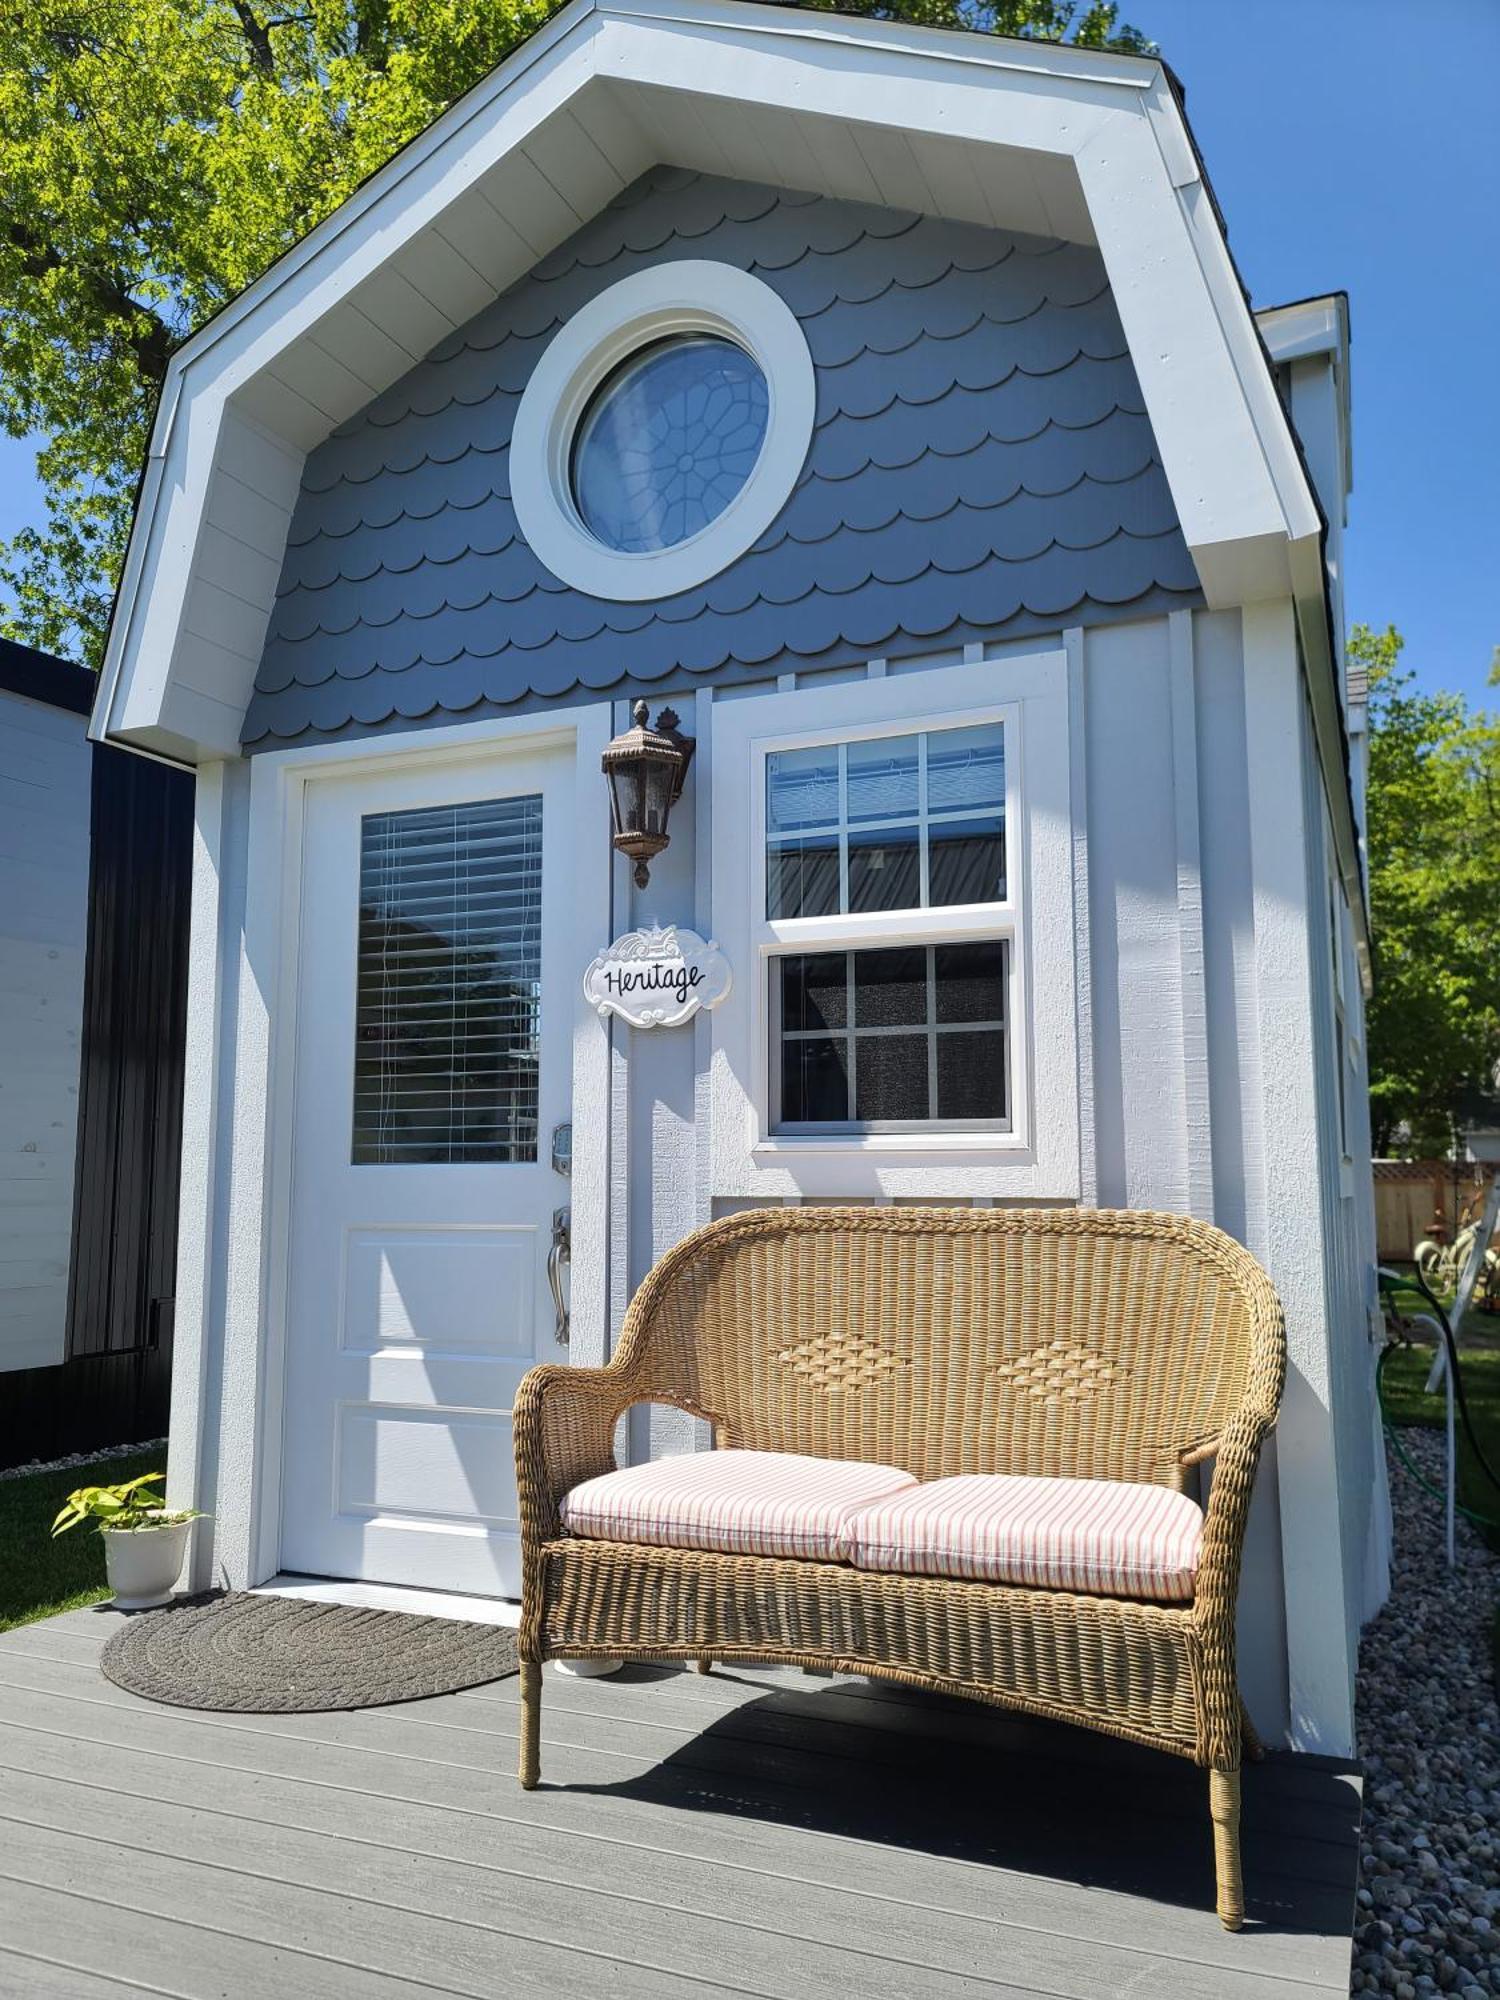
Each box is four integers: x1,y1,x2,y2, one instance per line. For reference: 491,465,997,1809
0,0,1150,663
1361,623,1500,1156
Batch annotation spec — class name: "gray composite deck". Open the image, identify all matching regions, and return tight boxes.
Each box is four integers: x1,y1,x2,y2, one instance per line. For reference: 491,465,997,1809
0,1604,1360,1999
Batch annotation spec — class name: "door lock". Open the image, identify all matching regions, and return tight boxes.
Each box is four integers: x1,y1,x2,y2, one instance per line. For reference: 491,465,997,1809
547,1207,571,1346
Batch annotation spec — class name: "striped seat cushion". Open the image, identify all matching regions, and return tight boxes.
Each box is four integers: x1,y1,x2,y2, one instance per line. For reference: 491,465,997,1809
560,1451,919,1563
840,1473,1204,1602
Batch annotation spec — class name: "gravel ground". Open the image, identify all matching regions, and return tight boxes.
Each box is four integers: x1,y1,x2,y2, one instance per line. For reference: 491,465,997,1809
1353,1426,1500,1996
0,1438,166,1484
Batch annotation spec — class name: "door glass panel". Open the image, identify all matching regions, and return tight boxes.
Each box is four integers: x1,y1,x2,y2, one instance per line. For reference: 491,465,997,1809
353,795,543,1164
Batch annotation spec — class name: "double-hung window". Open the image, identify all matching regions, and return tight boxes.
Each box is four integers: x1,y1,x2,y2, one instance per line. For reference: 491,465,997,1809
709,649,1079,1201
765,721,1012,1133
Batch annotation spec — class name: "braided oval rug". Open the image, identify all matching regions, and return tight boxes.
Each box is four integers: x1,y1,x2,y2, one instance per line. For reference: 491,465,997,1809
100,1591,519,1712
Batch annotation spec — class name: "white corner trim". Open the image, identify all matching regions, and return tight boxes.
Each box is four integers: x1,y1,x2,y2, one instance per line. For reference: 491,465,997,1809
510,261,814,600
1242,597,1356,1755
166,760,230,1592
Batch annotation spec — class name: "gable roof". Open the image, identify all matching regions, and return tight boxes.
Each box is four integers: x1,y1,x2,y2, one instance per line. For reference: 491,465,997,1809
87,0,1361,970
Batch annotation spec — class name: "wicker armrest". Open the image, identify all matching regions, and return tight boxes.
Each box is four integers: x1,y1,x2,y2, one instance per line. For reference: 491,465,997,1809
513,1361,635,1546
1193,1402,1278,1626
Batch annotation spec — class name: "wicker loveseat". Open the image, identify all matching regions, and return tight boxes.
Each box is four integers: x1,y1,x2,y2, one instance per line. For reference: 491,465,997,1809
514,1205,1286,1928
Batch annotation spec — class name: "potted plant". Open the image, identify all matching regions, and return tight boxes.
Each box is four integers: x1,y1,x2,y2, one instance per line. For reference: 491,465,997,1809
51,1473,202,1610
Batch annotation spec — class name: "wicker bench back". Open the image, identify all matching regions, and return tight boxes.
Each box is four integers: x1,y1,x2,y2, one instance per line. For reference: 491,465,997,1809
614,1206,1286,1488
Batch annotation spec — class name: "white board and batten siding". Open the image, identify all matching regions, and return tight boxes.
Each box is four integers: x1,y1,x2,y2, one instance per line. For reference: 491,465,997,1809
606,606,1377,1751
0,689,91,1373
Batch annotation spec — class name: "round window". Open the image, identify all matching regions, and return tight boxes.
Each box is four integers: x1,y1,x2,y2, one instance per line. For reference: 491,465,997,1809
570,335,769,555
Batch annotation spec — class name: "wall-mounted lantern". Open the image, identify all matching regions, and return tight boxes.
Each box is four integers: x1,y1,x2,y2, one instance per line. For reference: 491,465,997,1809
601,700,695,888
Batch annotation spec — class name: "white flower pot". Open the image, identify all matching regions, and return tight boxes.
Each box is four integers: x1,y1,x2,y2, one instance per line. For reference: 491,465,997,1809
102,1519,190,1610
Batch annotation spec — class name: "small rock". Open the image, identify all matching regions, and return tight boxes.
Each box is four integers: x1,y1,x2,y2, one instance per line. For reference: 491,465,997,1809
1356,1430,1500,2000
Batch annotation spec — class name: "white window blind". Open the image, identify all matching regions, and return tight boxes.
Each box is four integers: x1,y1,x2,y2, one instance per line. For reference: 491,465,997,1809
353,795,543,1165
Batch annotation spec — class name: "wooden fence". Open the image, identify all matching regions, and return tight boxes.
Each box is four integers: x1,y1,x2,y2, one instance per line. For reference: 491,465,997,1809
1374,1159,1497,1264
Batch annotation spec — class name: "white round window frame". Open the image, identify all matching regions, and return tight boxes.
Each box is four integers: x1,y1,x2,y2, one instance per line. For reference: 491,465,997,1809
510,261,815,602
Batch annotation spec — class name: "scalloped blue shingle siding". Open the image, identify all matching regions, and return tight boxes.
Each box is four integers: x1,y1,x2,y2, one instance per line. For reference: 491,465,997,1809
243,168,1202,748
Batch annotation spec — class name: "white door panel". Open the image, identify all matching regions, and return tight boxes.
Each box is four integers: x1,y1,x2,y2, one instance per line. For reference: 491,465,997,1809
280,744,573,1597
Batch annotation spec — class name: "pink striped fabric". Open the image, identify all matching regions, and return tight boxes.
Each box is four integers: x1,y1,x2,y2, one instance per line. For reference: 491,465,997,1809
840,1473,1203,1602
560,1450,918,1562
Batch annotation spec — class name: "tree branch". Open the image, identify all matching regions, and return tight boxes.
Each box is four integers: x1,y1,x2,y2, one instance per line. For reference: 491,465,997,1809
228,0,277,76
2,221,175,388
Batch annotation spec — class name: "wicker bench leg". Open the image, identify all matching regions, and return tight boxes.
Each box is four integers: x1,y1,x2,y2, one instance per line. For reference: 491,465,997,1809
519,1661,542,1789
693,1656,714,1675
1209,1767,1244,1929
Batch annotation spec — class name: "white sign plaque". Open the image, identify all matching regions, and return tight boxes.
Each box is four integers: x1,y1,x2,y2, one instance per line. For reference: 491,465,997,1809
582,925,732,1028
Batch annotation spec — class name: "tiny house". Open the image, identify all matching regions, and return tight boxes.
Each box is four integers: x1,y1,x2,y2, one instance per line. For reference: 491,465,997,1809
89,0,1384,1756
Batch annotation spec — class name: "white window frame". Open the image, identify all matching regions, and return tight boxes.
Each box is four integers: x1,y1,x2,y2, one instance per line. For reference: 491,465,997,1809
709,651,1080,1201
509,261,815,602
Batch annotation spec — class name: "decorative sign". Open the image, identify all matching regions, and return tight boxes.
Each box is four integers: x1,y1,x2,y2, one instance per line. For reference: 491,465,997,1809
583,925,732,1028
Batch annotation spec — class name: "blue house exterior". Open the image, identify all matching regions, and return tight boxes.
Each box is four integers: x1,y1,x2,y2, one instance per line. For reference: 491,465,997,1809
89,0,1382,1762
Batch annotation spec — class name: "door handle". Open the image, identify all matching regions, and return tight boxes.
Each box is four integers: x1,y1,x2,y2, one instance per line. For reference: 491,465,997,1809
547,1207,571,1346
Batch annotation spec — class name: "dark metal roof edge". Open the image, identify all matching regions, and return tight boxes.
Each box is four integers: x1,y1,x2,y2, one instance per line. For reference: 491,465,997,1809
0,637,96,716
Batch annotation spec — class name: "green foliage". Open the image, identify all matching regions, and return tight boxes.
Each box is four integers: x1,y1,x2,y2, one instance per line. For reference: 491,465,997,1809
1378,1342,1500,1542
1362,624,1500,1156
0,1450,166,1631
50,1470,195,1536
0,0,1150,663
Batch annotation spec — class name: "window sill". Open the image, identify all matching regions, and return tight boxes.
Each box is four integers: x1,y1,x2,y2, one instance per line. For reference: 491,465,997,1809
754,1131,1025,1159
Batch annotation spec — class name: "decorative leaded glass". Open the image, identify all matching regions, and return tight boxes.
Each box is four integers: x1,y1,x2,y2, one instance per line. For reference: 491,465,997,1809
571,336,769,554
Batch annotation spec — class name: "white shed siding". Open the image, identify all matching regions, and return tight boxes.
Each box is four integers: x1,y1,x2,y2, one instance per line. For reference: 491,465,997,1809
1301,696,1390,1652
0,691,91,1373
172,606,1374,1752
605,608,1356,1744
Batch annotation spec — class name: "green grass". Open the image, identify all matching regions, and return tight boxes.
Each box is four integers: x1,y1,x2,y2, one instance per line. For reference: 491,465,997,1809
1379,1342,1500,1535
1380,1266,1496,1345
0,1450,166,1633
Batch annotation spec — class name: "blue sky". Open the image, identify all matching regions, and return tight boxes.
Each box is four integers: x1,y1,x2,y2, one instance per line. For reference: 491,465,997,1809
1,0,1494,702
1142,0,1498,705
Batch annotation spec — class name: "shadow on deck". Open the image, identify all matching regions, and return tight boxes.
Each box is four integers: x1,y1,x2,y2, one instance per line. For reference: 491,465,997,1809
0,1608,1360,1998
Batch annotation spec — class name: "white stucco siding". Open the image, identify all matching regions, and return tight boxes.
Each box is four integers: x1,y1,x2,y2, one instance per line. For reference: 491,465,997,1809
0,691,91,1373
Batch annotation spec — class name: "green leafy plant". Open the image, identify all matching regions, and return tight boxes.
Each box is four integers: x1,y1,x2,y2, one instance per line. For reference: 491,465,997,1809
1361,623,1500,1156
50,1473,200,1538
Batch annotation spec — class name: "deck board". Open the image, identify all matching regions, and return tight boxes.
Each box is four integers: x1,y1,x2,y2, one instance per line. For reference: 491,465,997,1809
0,1608,1360,1998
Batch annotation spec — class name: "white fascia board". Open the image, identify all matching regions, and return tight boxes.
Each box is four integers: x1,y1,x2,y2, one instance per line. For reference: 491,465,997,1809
1291,536,1372,991
1258,294,1353,513
1256,294,1347,365
608,0,1162,91
92,0,1324,766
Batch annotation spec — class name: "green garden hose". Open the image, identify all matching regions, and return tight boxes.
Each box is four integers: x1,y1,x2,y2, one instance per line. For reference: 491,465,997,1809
1376,1341,1500,1532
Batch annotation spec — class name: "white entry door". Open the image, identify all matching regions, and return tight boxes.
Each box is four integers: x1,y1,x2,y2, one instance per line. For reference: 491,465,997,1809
279,742,575,1598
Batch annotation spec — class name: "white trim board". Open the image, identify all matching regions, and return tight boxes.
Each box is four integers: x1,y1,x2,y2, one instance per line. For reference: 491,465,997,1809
92,0,1325,772
252,1574,522,1629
